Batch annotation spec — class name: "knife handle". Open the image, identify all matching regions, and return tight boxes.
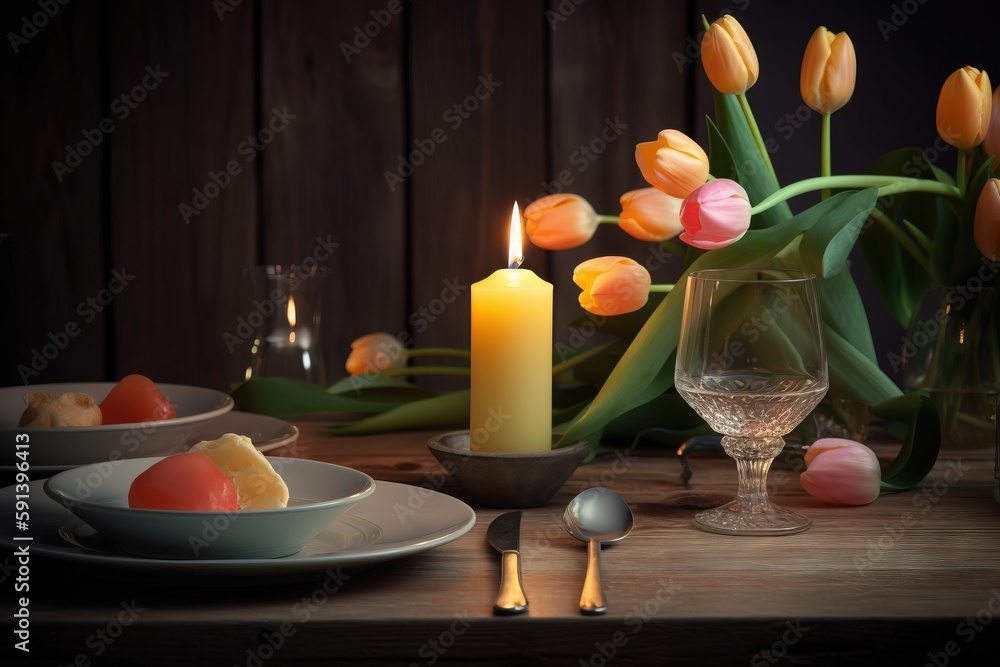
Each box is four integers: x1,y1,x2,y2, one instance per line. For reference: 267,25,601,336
579,538,607,615
494,550,528,615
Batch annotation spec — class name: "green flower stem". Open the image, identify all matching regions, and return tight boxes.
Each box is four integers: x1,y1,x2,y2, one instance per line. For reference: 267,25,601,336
597,215,620,224
405,347,470,359
750,175,960,216
957,149,967,197
737,93,778,184
869,208,934,276
382,366,470,378
820,113,831,200
649,284,674,292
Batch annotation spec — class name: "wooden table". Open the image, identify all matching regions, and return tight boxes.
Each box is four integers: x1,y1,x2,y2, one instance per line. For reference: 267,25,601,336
5,421,1000,666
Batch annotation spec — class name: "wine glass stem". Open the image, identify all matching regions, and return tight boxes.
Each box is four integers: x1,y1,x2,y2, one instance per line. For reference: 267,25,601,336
734,457,775,511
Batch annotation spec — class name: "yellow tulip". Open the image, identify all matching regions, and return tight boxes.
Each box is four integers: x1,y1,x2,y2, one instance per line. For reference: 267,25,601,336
634,130,710,199
573,256,651,316
974,178,1000,261
700,15,759,95
617,188,683,242
345,332,407,376
524,194,599,250
799,27,857,114
936,66,992,149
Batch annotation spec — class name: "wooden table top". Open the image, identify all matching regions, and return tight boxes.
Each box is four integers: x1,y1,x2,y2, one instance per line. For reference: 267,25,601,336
5,419,1000,666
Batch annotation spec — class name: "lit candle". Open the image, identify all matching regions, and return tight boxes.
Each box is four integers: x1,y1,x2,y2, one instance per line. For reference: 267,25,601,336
470,202,553,453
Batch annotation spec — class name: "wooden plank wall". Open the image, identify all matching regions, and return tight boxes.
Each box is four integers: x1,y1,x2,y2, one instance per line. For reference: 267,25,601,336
2,0,998,392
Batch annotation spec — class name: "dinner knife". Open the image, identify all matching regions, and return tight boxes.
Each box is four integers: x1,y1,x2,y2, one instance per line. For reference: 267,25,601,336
486,511,528,615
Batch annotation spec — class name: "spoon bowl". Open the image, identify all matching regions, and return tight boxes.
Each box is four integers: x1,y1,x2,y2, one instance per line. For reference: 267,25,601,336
562,487,634,615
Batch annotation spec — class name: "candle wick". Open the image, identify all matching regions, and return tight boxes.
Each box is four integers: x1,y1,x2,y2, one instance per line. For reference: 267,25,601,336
508,257,523,269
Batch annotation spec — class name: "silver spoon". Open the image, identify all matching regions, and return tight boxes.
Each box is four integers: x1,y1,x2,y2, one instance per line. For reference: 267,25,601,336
562,487,634,615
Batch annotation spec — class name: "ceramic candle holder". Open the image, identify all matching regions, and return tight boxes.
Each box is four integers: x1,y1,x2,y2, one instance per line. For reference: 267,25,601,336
427,431,589,508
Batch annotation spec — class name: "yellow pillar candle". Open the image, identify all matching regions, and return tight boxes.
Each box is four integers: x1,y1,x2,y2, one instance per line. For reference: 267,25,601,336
470,204,553,453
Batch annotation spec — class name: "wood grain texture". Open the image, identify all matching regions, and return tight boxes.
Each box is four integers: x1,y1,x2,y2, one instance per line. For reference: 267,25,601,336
105,0,257,389
0,0,105,386
13,423,1000,665
408,0,547,372
260,0,407,384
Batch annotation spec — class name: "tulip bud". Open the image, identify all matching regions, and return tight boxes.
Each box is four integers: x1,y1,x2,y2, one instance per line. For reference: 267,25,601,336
800,438,881,506
345,332,407,376
936,66,992,149
524,194,599,250
974,178,1000,261
617,188,684,242
635,130,710,199
678,179,751,250
983,85,1000,168
799,26,857,115
573,256,651,316
700,15,759,95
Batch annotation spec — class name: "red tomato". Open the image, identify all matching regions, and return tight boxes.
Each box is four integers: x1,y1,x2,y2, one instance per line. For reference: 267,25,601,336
128,453,239,511
100,374,177,424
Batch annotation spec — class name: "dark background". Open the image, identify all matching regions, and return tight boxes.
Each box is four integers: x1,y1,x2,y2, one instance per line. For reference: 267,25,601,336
2,0,998,391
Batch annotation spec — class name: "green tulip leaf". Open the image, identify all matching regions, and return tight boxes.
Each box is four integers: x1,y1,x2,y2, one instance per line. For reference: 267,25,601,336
871,392,941,491
231,377,397,418
326,375,439,408
328,389,470,435
799,188,875,278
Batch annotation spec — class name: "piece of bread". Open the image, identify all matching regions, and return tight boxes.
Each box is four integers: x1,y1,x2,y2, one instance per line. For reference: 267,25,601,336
19,392,102,427
189,433,289,510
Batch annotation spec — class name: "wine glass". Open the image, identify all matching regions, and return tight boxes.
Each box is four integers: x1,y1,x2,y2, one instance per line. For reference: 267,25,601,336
675,268,828,536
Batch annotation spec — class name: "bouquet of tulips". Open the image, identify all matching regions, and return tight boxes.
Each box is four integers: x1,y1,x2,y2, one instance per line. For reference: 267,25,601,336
234,15,1000,494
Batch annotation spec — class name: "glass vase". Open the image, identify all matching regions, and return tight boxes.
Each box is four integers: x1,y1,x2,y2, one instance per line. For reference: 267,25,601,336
902,286,1000,448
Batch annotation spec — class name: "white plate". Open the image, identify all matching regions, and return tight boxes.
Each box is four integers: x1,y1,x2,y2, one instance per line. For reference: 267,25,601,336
0,479,476,583
0,382,234,467
0,408,296,474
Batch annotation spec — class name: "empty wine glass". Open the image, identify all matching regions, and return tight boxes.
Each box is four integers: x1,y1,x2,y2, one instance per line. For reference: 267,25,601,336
675,268,828,535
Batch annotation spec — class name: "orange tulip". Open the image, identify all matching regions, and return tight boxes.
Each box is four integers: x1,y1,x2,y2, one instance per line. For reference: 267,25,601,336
635,130,710,199
936,66,992,149
983,85,1000,168
345,332,407,376
573,256,651,316
799,26,857,114
617,188,683,242
700,15,759,95
974,178,1000,261
524,194,599,250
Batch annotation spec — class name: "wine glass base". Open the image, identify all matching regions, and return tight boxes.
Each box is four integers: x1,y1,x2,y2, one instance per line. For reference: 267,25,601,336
692,500,812,536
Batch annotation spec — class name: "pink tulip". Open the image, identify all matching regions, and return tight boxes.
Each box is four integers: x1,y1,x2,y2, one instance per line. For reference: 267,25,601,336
800,438,881,506
678,179,751,249
617,188,684,242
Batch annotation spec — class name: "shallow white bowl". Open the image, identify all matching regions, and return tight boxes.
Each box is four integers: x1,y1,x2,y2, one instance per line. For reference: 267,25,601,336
0,382,235,467
43,457,375,560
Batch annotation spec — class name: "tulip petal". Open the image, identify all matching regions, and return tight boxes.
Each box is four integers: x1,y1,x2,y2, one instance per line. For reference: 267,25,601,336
573,256,651,316
524,194,599,250
618,188,683,242
800,443,881,506
937,66,992,149
974,178,1000,261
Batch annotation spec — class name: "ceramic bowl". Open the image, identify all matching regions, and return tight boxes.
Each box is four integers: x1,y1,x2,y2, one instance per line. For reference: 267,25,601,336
0,382,235,468
43,456,375,559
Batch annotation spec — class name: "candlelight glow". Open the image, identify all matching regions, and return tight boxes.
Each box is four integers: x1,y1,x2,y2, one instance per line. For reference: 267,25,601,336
287,296,297,343
508,202,523,269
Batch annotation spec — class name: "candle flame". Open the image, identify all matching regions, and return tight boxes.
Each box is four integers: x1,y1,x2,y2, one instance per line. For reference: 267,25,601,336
508,202,523,269
287,295,297,327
